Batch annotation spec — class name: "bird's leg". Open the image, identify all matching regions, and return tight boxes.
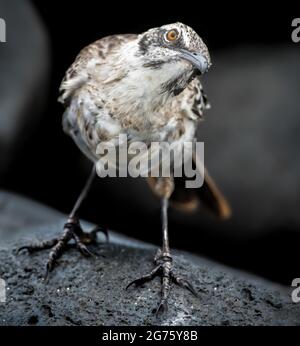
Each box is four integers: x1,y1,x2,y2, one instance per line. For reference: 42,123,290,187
18,164,108,277
126,177,197,314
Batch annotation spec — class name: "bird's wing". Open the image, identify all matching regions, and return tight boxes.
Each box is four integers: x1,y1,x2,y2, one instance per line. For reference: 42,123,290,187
147,77,231,220
59,34,138,161
58,34,138,106
182,75,211,120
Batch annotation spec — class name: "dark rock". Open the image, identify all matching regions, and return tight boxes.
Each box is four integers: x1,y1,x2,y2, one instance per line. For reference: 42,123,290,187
0,191,62,244
0,192,299,326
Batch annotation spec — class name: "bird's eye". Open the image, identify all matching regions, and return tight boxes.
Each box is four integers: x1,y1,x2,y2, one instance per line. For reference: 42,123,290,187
165,29,179,42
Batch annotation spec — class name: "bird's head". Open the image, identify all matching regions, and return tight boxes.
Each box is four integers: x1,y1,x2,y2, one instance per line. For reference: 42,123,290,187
106,23,211,114
137,22,211,76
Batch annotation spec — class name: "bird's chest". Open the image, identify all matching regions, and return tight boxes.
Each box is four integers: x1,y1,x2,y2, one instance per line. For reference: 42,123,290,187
124,109,197,146
104,89,197,144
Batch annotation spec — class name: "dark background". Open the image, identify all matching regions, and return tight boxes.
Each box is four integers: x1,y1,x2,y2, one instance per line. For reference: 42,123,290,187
1,1,300,285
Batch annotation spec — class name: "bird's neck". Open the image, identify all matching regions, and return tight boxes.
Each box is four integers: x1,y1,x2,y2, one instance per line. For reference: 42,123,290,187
105,45,193,117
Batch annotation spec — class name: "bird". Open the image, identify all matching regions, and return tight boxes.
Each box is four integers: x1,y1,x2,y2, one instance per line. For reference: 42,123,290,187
19,22,231,314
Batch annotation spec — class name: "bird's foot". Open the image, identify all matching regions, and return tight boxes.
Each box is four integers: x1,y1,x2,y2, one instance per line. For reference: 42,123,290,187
17,216,108,278
126,248,197,315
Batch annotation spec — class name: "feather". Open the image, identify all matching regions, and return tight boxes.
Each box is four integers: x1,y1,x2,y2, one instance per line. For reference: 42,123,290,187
147,153,231,220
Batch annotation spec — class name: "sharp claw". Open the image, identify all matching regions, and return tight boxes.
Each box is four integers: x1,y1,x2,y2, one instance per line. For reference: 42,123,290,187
73,230,97,257
171,273,198,297
44,267,49,281
182,281,198,297
88,248,97,257
126,276,149,289
126,265,161,290
126,282,134,290
126,279,141,290
45,261,54,279
156,301,168,316
103,228,109,243
185,282,198,297
91,226,109,243
17,246,30,254
78,244,96,257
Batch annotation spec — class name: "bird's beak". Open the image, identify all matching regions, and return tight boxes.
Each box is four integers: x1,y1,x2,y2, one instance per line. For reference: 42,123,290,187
178,49,210,74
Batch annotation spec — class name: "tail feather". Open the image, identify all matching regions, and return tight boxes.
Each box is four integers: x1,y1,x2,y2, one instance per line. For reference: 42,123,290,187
147,155,231,220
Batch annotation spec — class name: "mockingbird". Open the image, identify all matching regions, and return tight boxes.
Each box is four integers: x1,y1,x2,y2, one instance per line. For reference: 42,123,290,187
19,22,231,313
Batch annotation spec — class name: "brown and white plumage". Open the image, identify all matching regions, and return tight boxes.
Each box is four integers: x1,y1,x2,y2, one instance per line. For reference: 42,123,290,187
59,22,230,218
19,23,231,312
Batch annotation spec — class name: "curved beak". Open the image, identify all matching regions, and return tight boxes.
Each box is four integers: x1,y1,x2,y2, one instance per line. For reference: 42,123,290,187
178,49,210,74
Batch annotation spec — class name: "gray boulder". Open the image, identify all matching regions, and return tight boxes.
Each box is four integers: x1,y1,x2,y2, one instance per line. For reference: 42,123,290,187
0,191,299,326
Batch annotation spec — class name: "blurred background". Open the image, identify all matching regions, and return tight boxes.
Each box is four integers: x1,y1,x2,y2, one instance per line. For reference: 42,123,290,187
0,0,300,286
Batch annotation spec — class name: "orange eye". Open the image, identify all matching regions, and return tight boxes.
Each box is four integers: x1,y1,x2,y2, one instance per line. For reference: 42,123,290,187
166,29,178,42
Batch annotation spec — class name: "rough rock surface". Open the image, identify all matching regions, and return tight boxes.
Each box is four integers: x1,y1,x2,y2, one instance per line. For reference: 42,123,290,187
0,192,299,326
